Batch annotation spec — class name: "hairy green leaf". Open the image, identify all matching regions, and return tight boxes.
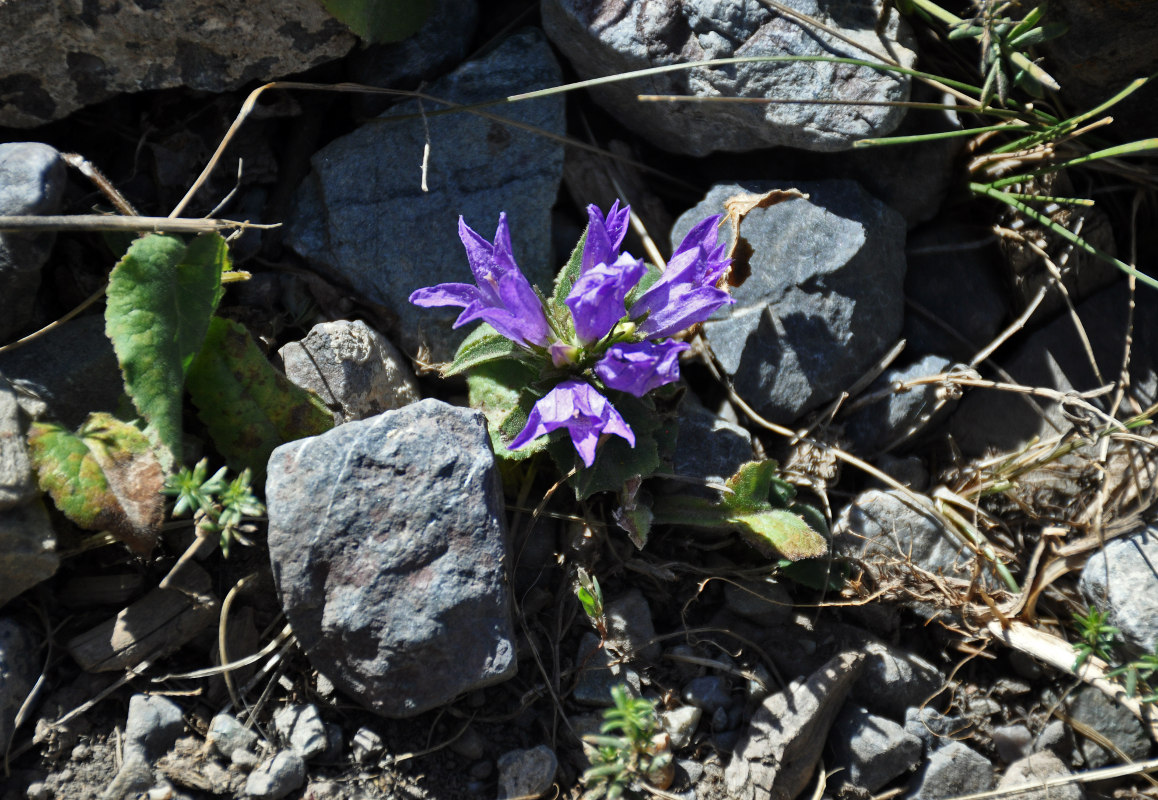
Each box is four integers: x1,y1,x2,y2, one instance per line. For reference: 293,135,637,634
551,229,587,312
732,508,827,560
467,359,544,461
27,413,164,555
186,317,332,478
105,233,228,464
322,0,430,43
444,324,521,377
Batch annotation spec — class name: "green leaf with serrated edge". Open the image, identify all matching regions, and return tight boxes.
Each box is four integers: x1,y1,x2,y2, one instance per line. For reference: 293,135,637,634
790,501,830,539
444,324,521,377
467,359,545,461
105,233,227,465
731,509,828,560
551,394,667,501
322,0,430,43
551,230,587,311
186,317,332,478
27,413,164,555
779,557,849,591
721,460,779,513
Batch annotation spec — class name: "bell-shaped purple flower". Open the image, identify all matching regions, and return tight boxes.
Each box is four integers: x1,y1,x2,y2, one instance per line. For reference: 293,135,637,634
630,215,734,339
508,380,635,467
409,213,551,347
594,340,690,397
581,201,631,275
565,252,646,344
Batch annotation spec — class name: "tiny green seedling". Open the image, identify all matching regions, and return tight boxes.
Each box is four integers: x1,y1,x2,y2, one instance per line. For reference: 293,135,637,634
581,685,673,800
576,567,607,640
1072,606,1119,669
164,458,264,557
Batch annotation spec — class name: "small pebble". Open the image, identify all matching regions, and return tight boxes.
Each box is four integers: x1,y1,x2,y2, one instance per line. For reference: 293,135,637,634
71,744,91,761
232,748,260,771
682,676,732,714
660,706,702,750
351,726,384,765
497,745,557,800
245,751,306,800
26,782,50,800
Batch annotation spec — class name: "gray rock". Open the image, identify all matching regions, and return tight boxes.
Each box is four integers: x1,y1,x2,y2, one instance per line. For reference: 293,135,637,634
660,706,702,750
0,499,58,609
1079,524,1158,654
497,745,557,800
286,30,565,362
949,283,1158,456
245,751,307,800
670,400,753,489
909,741,994,800
835,489,975,581
0,618,36,753
207,713,259,761
0,143,66,340
0,382,35,510
723,578,793,626
997,751,1083,800
903,221,1007,362
541,0,916,155
1066,686,1149,768
0,314,125,428
279,320,420,425
605,588,661,662
123,694,185,762
725,651,864,800
828,703,923,792
266,399,517,718
904,706,973,751
272,704,328,761
100,753,156,800
843,355,961,452
0,1,353,127
853,639,943,720
682,676,733,715
573,632,642,707
676,181,906,424
992,723,1034,764
347,0,478,115
351,726,384,765
870,454,929,491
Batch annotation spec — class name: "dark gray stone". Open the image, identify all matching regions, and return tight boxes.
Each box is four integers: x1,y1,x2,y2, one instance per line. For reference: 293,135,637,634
0,618,36,753
207,713,258,761
996,751,1084,800
992,723,1034,764
1079,524,1158,654
844,355,961,452
0,1,353,127
722,578,793,626
266,399,517,718
949,283,1158,456
0,499,58,609
661,705,702,750
0,314,125,428
835,489,974,580
829,703,923,792
903,221,1008,362
279,320,420,424
852,640,943,720
682,676,733,715
904,706,973,751
671,399,753,489
1066,686,1149,768
725,652,864,800
909,741,994,800
286,30,565,362
605,588,661,662
273,704,328,761
497,745,557,800
541,0,916,155
675,181,906,424
0,382,35,510
573,632,642,707
347,0,478,116
123,694,185,762
0,143,66,340
245,751,306,800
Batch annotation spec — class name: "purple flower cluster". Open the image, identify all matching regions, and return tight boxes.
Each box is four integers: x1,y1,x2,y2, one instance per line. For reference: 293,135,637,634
410,202,733,467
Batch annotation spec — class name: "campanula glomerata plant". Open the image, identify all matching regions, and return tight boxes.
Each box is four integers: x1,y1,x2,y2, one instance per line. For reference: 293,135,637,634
410,201,733,479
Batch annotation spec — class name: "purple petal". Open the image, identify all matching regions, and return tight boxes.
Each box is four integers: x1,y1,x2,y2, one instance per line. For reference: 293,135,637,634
457,217,499,295
507,380,635,466
496,271,551,346
565,253,645,343
672,214,722,258
409,282,482,309
581,201,632,274
636,286,735,339
508,404,548,452
595,340,689,397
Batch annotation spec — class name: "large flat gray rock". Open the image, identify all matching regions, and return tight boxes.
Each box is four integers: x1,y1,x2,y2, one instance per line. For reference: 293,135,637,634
542,0,916,155
286,29,565,362
266,399,516,718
